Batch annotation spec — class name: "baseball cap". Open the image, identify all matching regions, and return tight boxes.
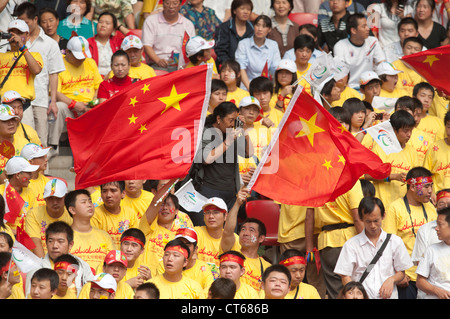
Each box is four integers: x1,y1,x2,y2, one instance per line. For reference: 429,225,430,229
90,273,117,293
0,104,19,122
359,71,381,86
8,19,29,33
1,91,25,104
276,59,297,73
239,96,261,109
67,36,92,60
376,61,403,76
175,227,198,243
104,250,128,267
43,178,68,199
185,36,215,57
202,197,228,214
20,143,50,161
4,156,39,175
121,35,143,51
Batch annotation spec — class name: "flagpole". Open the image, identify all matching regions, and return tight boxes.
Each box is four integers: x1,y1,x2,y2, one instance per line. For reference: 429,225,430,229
174,178,192,196
155,179,179,205
246,86,304,191
296,75,333,109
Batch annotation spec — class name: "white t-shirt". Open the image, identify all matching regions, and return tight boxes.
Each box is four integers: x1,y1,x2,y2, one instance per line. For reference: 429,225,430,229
203,0,233,22
416,241,450,299
333,36,386,90
334,230,413,299
411,220,440,265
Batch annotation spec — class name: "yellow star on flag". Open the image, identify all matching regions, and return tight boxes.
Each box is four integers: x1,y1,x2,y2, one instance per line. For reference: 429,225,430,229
158,85,189,115
295,113,325,146
138,124,147,133
338,125,347,134
423,55,439,67
141,84,150,94
322,159,333,171
129,96,138,107
338,155,346,165
128,114,137,124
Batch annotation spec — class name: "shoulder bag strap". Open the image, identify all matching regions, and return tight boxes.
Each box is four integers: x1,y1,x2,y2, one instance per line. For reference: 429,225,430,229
359,233,392,284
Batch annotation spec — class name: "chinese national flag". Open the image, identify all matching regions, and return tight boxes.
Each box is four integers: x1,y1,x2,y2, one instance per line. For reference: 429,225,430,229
261,60,269,78
67,64,213,189
16,216,35,250
401,45,450,95
180,31,190,67
248,88,391,207
3,182,25,224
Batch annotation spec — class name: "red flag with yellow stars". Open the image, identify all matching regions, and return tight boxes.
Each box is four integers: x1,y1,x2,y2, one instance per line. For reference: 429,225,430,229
67,64,213,189
247,87,391,207
401,44,450,95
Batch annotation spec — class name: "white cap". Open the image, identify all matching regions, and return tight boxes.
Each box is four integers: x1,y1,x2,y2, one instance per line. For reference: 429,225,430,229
5,156,39,175
175,227,198,243
8,19,29,33
67,36,92,60
359,71,381,86
276,59,297,73
185,36,215,57
120,35,143,51
0,104,20,121
90,273,117,293
239,96,261,109
376,61,403,76
1,91,25,104
20,143,50,160
43,178,68,199
202,197,228,213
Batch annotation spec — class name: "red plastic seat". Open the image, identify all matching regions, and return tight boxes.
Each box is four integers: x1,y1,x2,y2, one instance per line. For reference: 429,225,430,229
288,13,319,26
154,69,169,76
245,200,280,246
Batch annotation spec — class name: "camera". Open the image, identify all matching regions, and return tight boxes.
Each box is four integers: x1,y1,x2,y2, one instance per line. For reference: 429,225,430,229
235,117,244,130
375,113,384,120
0,32,11,40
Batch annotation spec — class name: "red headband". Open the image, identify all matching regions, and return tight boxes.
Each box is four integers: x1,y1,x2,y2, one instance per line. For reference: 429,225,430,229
279,256,306,267
121,236,145,248
437,191,450,201
175,228,198,242
54,261,78,273
406,176,433,185
219,254,245,267
203,205,227,214
165,245,189,259
0,260,15,276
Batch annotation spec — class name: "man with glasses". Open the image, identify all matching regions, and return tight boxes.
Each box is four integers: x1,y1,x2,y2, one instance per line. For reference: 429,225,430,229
141,0,195,72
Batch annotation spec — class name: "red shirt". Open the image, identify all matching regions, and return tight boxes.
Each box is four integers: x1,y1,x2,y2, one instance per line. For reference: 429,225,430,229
97,76,137,99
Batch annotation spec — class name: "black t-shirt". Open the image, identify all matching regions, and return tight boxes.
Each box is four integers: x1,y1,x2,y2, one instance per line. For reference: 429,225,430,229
419,22,446,49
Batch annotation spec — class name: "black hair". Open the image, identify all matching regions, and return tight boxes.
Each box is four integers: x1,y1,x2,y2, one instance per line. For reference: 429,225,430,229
360,180,376,197
54,253,80,267
0,232,14,250
254,15,272,28
231,0,253,19
46,221,74,244
398,17,418,33
270,0,294,14
406,166,432,190
338,281,369,299
98,11,118,30
31,268,60,291
211,79,228,93
100,181,125,193
262,264,291,285
342,98,367,118
220,59,241,86
413,82,435,98
329,106,351,126
14,2,38,19
293,34,315,52
136,282,160,299
0,195,5,230
321,78,337,97
437,207,450,225
346,13,366,35
414,0,435,11
358,196,385,220
0,252,12,278
67,0,92,17
64,189,91,215
238,217,267,237
395,95,415,113
249,76,274,96
38,7,59,21
205,101,239,127
279,248,303,262
162,193,180,211
111,49,130,64
402,36,423,48
218,250,246,268
209,277,237,299
444,110,450,125
390,109,416,131
164,238,191,259
120,228,146,247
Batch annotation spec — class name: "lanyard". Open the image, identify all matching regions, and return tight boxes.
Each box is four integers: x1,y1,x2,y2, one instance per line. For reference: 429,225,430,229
403,196,428,238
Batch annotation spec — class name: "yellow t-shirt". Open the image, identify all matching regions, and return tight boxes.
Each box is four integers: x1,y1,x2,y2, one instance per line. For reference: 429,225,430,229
24,205,72,254
92,204,139,249
122,190,154,220
278,205,309,244
123,254,145,282
0,184,37,232
371,143,420,209
331,85,362,107
380,87,410,99
69,227,116,272
297,64,312,96
148,274,206,299
139,212,193,275
0,134,33,171
407,128,434,165
383,196,437,281
78,280,134,299
0,51,43,100
8,284,25,299
156,258,215,290
15,123,42,146
285,282,321,299
429,94,449,120
315,181,364,250
89,186,103,208
226,87,249,106
27,174,51,208
194,226,240,276
393,60,425,97
105,63,157,80
241,256,271,292
52,289,78,299
235,281,260,299
423,138,450,193
417,114,446,142
185,58,218,74
58,57,103,103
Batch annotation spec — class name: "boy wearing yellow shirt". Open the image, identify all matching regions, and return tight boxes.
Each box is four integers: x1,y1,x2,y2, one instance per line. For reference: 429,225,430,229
148,239,205,299
383,167,437,299
250,75,284,129
220,59,249,107
25,178,71,258
423,111,450,193
0,252,25,299
92,181,139,249
123,180,154,220
53,254,79,299
184,35,218,76
294,34,314,97
66,189,116,272
377,61,410,99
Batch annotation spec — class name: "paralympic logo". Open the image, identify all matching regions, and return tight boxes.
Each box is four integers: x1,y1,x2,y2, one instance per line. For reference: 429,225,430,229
310,66,327,81
377,129,394,147
186,191,197,203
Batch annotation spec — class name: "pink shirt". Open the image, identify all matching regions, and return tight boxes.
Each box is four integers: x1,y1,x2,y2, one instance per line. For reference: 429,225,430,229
142,12,195,63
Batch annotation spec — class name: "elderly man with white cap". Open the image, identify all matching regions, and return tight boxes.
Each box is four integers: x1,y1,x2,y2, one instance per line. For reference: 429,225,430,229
0,19,42,104
25,178,71,258
0,155,39,233
20,142,51,207
48,35,102,158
